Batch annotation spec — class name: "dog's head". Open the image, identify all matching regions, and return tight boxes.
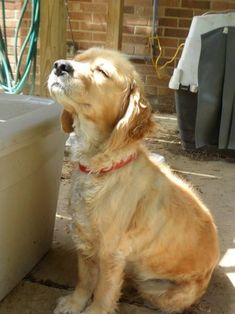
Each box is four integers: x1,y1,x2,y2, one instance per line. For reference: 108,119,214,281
48,48,153,151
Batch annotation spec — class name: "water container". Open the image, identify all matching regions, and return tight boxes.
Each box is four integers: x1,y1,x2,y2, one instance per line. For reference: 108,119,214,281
0,94,66,301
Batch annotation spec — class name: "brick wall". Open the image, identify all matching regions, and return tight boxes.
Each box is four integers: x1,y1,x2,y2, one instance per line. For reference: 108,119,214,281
1,0,235,111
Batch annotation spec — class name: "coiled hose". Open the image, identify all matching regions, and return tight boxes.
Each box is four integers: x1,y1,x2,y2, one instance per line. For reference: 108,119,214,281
0,0,40,94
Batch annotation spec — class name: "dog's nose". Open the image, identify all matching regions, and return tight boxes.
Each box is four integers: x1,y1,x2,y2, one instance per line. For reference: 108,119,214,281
54,60,74,76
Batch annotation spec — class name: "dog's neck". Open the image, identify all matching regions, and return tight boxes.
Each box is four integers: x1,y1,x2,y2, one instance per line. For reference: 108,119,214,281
72,115,139,173
73,115,108,157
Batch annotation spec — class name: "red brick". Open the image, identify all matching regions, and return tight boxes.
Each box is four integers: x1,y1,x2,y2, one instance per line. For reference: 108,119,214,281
124,15,151,26
69,12,92,21
4,19,17,28
124,6,134,14
69,21,79,30
92,32,106,42
123,35,148,45
3,9,15,18
158,37,178,48
6,28,15,37
165,8,194,18
73,31,92,41
211,1,235,10
158,0,181,5
158,17,178,27
182,0,210,9
227,1,235,9
178,18,192,28
193,9,210,16
210,1,229,10
134,45,150,56
123,25,135,34
79,22,106,32
4,2,17,10
92,13,107,24
164,28,189,38
125,0,152,6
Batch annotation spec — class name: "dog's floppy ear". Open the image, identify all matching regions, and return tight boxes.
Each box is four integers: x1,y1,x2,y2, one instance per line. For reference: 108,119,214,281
106,82,153,151
60,110,74,133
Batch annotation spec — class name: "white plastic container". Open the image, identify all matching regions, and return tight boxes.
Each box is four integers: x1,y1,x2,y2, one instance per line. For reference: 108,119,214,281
0,94,65,301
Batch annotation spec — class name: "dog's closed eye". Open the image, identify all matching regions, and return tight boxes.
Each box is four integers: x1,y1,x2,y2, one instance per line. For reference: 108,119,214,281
96,66,110,78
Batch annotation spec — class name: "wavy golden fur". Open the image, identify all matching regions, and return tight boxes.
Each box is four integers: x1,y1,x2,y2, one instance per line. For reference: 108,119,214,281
48,48,219,314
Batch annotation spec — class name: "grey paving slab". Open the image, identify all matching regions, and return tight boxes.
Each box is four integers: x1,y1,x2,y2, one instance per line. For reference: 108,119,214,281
0,281,67,314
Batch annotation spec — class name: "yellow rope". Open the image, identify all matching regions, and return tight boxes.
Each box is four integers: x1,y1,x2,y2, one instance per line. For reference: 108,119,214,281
149,35,185,78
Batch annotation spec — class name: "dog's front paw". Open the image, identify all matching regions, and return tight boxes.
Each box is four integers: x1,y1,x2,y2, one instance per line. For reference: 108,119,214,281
54,295,84,314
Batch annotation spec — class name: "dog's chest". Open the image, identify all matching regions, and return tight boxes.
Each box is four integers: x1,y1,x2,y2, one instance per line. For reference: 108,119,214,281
69,171,107,256
69,168,141,256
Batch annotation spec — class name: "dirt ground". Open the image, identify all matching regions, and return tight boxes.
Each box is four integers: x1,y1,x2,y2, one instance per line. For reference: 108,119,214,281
0,113,234,314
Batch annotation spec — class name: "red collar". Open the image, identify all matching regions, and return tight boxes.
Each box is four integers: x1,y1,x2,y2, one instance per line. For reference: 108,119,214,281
78,154,137,175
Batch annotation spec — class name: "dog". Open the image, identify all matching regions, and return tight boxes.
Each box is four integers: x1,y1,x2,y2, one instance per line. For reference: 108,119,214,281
48,48,219,314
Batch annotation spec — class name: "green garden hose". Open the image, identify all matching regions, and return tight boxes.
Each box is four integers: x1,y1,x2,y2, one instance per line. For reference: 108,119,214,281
0,0,40,94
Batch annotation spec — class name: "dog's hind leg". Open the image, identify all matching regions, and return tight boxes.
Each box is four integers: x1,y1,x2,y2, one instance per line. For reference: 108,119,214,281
138,278,207,313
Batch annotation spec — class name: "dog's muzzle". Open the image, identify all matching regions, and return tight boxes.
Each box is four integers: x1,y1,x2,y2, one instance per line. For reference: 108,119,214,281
53,60,74,77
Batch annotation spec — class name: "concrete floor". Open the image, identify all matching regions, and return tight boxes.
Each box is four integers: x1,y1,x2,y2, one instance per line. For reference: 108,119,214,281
0,114,234,314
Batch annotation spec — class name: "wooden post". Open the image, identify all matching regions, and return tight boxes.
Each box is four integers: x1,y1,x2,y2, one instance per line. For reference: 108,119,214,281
39,0,66,96
106,0,124,50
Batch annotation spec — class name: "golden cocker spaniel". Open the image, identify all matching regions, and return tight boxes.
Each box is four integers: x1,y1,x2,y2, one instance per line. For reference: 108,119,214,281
48,48,219,314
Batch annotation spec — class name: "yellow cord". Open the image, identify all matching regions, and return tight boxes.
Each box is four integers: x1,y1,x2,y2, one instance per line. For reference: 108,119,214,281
149,35,185,78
